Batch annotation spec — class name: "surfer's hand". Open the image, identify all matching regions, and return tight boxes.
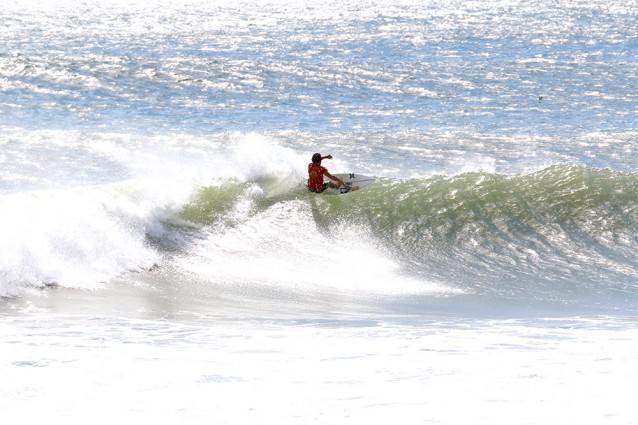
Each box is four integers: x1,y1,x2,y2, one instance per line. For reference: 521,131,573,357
324,154,333,160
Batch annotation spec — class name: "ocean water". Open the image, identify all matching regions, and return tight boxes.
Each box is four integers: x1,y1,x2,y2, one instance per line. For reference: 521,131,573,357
1,0,637,423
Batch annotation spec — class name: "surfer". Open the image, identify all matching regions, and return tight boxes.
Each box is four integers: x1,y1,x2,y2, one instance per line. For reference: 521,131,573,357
307,153,345,193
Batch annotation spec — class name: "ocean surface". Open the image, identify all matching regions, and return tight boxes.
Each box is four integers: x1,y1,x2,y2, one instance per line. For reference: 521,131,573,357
1,0,637,423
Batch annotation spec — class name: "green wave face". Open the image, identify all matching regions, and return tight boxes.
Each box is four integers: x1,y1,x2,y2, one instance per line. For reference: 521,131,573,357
178,166,638,303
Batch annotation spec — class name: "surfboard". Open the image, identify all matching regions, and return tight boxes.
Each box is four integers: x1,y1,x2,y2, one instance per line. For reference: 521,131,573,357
328,173,375,194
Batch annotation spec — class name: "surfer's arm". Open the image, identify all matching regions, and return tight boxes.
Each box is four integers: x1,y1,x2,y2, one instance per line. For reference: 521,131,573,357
324,170,344,187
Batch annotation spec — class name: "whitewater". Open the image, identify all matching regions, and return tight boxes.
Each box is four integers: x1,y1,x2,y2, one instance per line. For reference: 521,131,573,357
1,0,637,424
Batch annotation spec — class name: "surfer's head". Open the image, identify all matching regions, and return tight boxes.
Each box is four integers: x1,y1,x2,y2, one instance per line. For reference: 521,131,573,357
312,153,322,163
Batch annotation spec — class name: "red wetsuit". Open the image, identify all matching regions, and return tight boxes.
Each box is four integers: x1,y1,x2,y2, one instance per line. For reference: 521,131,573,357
308,162,327,192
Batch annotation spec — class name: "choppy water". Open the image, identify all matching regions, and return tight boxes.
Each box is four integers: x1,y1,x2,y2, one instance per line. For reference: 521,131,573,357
1,1,637,423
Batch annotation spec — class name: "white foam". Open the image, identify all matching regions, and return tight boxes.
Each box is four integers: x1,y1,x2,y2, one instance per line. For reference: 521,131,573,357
177,197,457,297
3,314,637,425
0,130,337,297
0,179,191,296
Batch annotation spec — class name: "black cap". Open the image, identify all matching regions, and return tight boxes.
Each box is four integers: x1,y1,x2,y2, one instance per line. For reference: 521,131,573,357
312,153,322,163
